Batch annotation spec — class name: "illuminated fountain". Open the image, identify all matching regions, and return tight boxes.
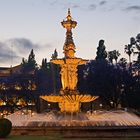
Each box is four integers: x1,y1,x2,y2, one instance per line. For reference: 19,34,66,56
40,9,98,113
6,10,140,129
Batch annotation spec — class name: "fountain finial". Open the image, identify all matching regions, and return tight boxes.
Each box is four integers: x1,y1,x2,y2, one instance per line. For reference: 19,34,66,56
67,8,71,20
61,9,77,58
68,8,70,15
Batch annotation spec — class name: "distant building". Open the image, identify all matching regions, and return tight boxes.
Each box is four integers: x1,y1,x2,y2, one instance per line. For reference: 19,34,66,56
0,65,22,77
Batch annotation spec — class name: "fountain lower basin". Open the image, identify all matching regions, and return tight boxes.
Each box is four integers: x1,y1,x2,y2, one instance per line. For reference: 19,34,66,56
40,94,98,113
6,110,140,127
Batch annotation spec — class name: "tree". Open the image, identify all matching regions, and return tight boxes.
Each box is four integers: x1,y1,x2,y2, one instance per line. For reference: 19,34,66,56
36,61,61,94
118,58,127,69
124,37,135,63
21,49,37,73
27,49,37,69
96,40,107,60
123,64,140,110
84,59,126,109
127,34,140,110
108,51,114,63
113,50,120,63
77,64,88,93
41,58,48,70
51,49,58,60
134,33,140,65
108,50,120,63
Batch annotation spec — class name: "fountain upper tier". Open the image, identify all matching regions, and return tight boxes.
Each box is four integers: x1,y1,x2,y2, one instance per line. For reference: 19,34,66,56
51,58,87,91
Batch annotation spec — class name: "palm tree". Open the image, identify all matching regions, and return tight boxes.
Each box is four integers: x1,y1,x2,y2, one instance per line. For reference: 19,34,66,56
114,50,120,63
108,50,120,63
135,34,140,63
128,34,140,68
124,37,135,64
108,51,114,63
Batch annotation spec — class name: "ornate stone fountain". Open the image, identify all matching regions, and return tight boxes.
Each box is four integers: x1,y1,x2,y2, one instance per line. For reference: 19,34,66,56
5,11,140,136
40,9,98,113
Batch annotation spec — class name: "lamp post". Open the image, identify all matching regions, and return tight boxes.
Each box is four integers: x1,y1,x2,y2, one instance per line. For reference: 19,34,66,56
90,102,93,114
99,103,103,109
110,101,113,108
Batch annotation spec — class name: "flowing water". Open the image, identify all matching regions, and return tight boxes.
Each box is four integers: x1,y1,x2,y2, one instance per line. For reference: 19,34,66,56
6,110,140,127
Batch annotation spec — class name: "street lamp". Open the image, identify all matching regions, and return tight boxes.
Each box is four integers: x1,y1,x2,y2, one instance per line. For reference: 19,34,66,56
99,103,103,109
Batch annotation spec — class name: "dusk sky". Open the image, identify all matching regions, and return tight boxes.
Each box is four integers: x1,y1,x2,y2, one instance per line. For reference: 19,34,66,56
0,0,140,67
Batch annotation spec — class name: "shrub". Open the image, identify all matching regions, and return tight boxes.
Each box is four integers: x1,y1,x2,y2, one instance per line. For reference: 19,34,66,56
0,118,12,138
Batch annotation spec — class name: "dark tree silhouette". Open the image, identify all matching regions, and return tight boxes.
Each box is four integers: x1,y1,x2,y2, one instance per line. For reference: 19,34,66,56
51,49,58,60
36,61,61,95
124,37,135,63
96,40,107,60
118,58,127,69
77,64,88,93
41,58,48,70
84,59,133,109
108,50,120,63
134,34,140,65
21,49,37,73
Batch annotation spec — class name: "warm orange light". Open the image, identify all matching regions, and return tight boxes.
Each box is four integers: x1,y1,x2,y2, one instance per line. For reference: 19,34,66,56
41,95,98,113
40,9,98,113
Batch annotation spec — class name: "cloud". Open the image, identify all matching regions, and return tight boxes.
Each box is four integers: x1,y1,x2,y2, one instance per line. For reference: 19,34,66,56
50,0,58,6
0,41,19,65
124,5,140,12
49,1,98,11
88,4,97,11
72,4,80,9
5,38,40,58
49,1,138,13
0,38,52,66
133,16,140,21
99,1,107,6
43,43,53,49
62,2,81,10
0,53,20,65
0,42,14,58
8,38,38,49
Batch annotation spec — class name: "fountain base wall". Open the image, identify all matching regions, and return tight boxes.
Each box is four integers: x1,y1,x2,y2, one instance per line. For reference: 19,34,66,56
11,126,140,137
6,110,140,137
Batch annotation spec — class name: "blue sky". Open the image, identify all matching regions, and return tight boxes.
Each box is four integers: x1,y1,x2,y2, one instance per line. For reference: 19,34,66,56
0,0,140,66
